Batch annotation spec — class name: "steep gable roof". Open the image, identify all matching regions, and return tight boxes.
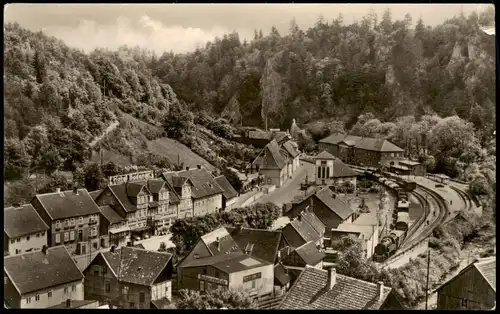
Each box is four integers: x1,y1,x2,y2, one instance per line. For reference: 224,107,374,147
435,257,496,293
147,179,167,194
99,205,126,225
279,266,393,309
34,189,101,220
315,150,336,160
300,211,326,236
126,181,149,197
200,227,240,256
100,247,172,286
282,217,322,246
294,241,326,266
89,190,102,200
252,140,287,170
179,251,270,274
226,226,282,264
4,246,83,295
274,262,291,286
319,132,404,152
4,204,49,238
166,169,224,199
314,188,353,221
283,140,299,158
108,184,139,213
214,175,239,200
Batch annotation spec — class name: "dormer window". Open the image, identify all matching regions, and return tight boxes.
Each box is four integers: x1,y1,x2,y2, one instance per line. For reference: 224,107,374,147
56,221,61,229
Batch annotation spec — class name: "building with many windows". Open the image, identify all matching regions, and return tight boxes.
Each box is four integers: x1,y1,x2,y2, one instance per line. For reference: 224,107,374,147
31,188,101,256
4,246,84,309
4,204,49,256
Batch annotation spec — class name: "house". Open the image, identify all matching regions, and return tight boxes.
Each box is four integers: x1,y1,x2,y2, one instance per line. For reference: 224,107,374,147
281,241,325,269
319,133,405,168
94,176,175,240
4,246,84,309
83,246,174,309
214,175,239,210
177,251,274,299
314,150,358,188
99,205,129,248
281,213,324,248
162,167,225,217
436,257,495,310
398,160,426,176
49,299,100,309
328,223,379,259
282,140,301,174
252,140,290,187
287,187,354,230
31,188,101,255
279,266,404,309
273,262,292,296
226,225,286,264
4,204,49,256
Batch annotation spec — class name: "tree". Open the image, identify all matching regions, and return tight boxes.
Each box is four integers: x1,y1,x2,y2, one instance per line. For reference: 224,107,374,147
221,167,243,193
4,138,31,181
330,235,379,282
33,48,47,84
469,176,490,196
177,289,256,309
83,162,106,191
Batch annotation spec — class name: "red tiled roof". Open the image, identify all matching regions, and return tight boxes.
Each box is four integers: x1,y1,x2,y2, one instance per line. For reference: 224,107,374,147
279,266,392,309
4,204,49,238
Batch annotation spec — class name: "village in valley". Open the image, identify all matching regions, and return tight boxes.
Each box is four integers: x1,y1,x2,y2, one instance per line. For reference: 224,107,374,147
3,3,496,311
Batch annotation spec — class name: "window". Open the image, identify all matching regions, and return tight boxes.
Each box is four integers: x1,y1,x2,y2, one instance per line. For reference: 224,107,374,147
64,286,68,294
16,249,21,254
55,234,61,244
252,280,256,289
203,268,207,275
16,238,20,243
36,233,40,238
72,284,76,292
199,280,205,292
215,271,219,278
26,297,31,304
41,232,45,236
78,230,83,241
56,221,61,229
105,283,111,293
122,286,129,296
35,294,40,302
321,161,327,165
70,231,75,241
326,167,330,178
129,302,135,308
139,292,145,303
65,219,69,227
317,168,321,179
103,267,107,274
79,217,83,225
93,242,98,250
48,291,52,298
71,218,75,226
64,232,69,242
10,239,15,244
94,270,99,276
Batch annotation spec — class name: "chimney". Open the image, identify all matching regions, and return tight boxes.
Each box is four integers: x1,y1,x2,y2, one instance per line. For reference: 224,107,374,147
66,299,72,308
42,245,48,255
377,281,384,301
110,245,116,254
216,237,221,251
297,213,302,221
197,165,201,169
327,267,336,290
56,188,61,193
186,166,190,171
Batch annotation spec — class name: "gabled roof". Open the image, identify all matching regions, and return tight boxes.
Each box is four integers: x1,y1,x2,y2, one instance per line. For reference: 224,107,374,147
4,246,83,295
226,226,282,264
314,188,353,221
179,251,270,274
99,205,126,225
147,179,167,194
89,190,102,200
315,150,336,160
108,184,139,213
282,217,322,246
214,175,239,200
319,132,404,152
4,204,49,238
274,132,291,144
100,247,172,286
331,159,358,178
252,140,288,170
274,262,291,286
300,210,326,236
200,227,240,256
33,189,101,220
294,241,326,266
332,223,375,240
126,181,149,197
279,266,393,309
170,169,224,199
435,257,496,293
283,140,299,158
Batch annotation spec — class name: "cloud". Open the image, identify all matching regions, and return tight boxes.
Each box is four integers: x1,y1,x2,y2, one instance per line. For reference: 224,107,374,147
41,15,236,54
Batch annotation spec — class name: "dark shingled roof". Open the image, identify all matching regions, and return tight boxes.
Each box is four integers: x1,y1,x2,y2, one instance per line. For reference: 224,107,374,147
252,140,288,170
4,246,83,295
4,204,49,238
331,159,358,178
214,175,239,200
89,190,102,200
147,179,167,194
315,150,336,160
282,217,322,247
274,262,291,286
126,181,148,197
201,227,240,256
283,140,299,158
294,241,326,266
319,132,404,152
170,169,224,199
101,247,172,286
34,189,101,220
226,227,282,264
108,184,139,213
474,258,496,291
179,251,271,274
279,266,393,309
99,205,126,225
151,297,174,309
300,210,326,236
314,188,353,220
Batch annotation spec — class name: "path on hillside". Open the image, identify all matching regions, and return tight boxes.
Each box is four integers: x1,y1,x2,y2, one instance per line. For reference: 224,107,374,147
89,119,120,148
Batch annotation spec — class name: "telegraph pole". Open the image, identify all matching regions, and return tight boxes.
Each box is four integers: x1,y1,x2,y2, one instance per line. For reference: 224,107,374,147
425,249,431,310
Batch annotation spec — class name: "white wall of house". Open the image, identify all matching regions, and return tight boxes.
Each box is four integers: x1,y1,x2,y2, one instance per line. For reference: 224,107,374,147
20,280,84,309
151,280,172,301
7,231,47,255
194,194,222,216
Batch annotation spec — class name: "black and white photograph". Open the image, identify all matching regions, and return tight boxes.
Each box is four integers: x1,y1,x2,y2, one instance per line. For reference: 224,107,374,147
3,3,496,310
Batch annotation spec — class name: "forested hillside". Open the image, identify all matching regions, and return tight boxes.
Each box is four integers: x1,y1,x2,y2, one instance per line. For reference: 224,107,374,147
3,7,496,207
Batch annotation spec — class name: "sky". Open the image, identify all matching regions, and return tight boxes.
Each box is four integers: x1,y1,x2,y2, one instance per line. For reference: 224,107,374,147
4,3,494,55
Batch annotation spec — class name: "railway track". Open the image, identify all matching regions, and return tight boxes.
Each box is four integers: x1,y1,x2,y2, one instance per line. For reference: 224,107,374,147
400,189,430,248
449,185,473,212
